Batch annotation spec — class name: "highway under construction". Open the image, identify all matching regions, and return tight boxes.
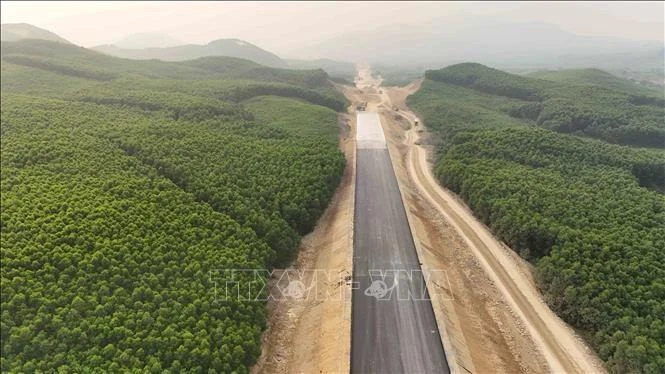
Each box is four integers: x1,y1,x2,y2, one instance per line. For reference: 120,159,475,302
351,111,450,373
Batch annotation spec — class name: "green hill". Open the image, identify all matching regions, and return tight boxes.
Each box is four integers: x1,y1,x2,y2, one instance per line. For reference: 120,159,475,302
409,62,665,373
1,39,345,109
527,68,663,97
92,38,287,68
184,57,335,90
424,63,664,147
1,23,70,44
1,39,346,372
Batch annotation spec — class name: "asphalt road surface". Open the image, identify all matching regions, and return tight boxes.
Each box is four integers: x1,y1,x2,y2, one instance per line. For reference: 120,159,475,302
351,112,449,373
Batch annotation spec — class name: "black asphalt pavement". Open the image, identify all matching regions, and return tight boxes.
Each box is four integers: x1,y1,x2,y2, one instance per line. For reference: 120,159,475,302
351,146,450,374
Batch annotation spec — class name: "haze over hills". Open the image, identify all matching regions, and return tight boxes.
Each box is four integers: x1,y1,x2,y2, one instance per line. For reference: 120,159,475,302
0,23,351,77
92,38,287,68
3,20,662,82
0,23,70,44
286,58,356,81
293,20,664,72
113,32,183,49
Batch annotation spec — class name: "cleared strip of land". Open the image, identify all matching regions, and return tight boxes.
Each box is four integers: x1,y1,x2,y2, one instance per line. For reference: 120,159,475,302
351,111,449,373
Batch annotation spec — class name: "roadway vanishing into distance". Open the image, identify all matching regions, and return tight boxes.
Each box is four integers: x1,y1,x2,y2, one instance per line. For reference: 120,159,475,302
351,112,450,373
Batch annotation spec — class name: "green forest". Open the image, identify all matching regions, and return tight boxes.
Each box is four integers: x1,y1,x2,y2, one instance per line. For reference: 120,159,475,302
409,63,665,373
526,68,665,98
1,39,346,372
425,63,664,147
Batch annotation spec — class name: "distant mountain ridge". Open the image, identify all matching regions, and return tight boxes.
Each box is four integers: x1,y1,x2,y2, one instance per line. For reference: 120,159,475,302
1,23,70,44
113,32,183,49
293,20,664,72
92,39,287,68
286,58,356,80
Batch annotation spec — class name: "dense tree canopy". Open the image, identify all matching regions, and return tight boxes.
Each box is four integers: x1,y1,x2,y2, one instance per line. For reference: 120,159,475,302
410,64,665,373
1,39,346,371
425,63,665,147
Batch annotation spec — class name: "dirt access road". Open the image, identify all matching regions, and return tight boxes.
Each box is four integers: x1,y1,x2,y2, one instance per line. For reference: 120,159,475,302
360,66,605,373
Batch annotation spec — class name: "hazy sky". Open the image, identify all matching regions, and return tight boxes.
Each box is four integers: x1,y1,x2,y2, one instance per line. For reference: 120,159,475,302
2,1,663,54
